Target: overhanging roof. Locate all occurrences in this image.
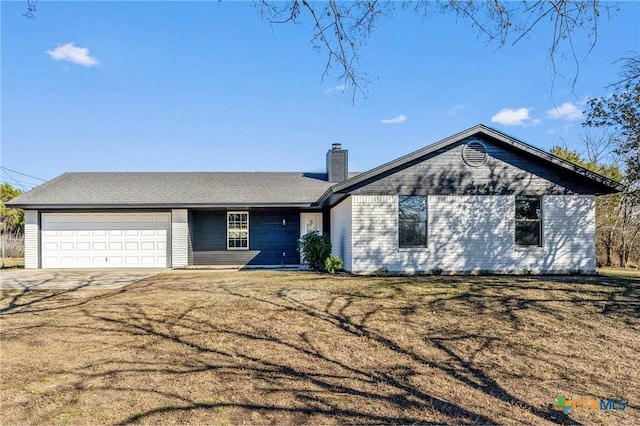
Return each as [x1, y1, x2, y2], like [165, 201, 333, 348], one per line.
[7, 172, 334, 209]
[316, 124, 625, 205]
[8, 125, 625, 210]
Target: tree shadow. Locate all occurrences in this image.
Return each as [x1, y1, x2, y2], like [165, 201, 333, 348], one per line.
[5, 272, 637, 424]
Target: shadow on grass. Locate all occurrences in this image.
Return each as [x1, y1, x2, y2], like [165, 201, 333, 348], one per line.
[6, 272, 639, 424]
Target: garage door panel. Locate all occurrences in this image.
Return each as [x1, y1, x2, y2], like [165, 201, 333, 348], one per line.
[140, 242, 155, 251]
[42, 213, 171, 268]
[125, 256, 139, 265]
[125, 242, 138, 250]
[108, 256, 123, 266]
[44, 242, 58, 251]
[61, 256, 76, 266]
[77, 256, 91, 266]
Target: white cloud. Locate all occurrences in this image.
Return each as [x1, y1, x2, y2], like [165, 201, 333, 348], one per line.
[381, 114, 407, 124]
[324, 84, 346, 94]
[448, 104, 466, 116]
[546, 102, 583, 121]
[46, 43, 99, 67]
[491, 108, 539, 126]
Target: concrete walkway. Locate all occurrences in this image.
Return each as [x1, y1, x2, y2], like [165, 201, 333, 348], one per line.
[0, 269, 166, 290]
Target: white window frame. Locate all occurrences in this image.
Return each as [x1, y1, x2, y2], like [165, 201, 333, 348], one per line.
[227, 211, 249, 250]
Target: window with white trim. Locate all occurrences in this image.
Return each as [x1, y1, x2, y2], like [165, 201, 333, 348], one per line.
[227, 212, 249, 250]
[399, 196, 427, 248]
[515, 195, 542, 246]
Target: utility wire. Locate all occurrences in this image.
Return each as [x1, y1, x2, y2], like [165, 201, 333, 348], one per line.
[0, 166, 46, 182]
[0, 176, 36, 188]
[1, 169, 41, 191]
[0, 170, 28, 191]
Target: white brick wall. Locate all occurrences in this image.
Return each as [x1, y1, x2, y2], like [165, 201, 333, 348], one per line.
[346, 194, 596, 274]
[330, 196, 353, 271]
[542, 195, 595, 273]
[352, 195, 398, 272]
[24, 210, 39, 269]
[171, 209, 189, 268]
[428, 195, 514, 272]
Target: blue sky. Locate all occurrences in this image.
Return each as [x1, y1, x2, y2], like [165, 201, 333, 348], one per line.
[1, 1, 638, 191]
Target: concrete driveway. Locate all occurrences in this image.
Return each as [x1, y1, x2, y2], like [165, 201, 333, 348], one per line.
[0, 269, 166, 290]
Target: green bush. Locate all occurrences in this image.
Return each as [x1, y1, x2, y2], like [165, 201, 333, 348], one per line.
[325, 255, 344, 274]
[299, 231, 331, 272]
[429, 267, 443, 276]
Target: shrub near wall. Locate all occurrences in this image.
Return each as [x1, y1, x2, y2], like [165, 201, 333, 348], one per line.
[299, 231, 331, 272]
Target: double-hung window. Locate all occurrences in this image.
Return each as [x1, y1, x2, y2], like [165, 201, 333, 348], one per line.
[227, 212, 249, 250]
[399, 196, 427, 248]
[515, 195, 542, 246]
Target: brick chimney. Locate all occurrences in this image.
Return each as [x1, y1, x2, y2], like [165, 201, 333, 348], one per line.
[326, 143, 348, 183]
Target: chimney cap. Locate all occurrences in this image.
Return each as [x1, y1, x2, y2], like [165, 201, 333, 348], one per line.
[332, 143, 342, 150]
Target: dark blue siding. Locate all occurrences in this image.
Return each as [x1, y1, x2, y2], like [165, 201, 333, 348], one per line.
[190, 210, 226, 251]
[190, 209, 301, 266]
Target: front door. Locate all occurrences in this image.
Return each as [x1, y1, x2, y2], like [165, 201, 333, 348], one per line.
[300, 212, 323, 237]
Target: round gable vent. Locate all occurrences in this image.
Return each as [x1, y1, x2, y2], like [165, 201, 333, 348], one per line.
[462, 140, 488, 166]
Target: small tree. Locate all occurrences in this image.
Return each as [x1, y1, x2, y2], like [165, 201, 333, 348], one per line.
[299, 231, 331, 272]
[1, 183, 24, 236]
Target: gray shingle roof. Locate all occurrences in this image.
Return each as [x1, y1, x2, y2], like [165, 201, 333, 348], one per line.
[316, 124, 625, 205]
[8, 172, 336, 208]
[7, 124, 624, 210]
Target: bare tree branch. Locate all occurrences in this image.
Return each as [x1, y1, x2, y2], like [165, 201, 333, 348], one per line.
[25, 0, 612, 99]
[257, 1, 609, 99]
[24, 0, 37, 20]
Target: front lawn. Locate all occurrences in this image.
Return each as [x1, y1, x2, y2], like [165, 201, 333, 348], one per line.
[1, 257, 24, 269]
[1, 271, 638, 425]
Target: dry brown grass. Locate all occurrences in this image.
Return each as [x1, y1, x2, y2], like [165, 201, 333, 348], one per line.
[1, 271, 638, 425]
[599, 267, 640, 278]
[1, 257, 24, 269]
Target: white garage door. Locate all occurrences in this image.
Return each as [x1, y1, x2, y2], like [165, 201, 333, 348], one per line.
[41, 213, 171, 268]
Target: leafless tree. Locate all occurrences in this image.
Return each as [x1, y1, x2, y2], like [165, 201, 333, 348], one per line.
[258, 1, 614, 98]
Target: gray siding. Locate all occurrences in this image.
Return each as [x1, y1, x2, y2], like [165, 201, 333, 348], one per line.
[190, 209, 301, 266]
[349, 137, 600, 196]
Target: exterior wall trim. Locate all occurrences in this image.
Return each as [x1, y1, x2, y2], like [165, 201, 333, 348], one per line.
[171, 209, 188, 268]
[24, 210, 39, 269]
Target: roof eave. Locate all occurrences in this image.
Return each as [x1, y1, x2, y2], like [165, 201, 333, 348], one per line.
[6, 202, 320, 210]
[324, 124, 625, 196]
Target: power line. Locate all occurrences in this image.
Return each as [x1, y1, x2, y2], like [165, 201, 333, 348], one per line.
[0, 166, 46, 182]
[0, 170, 28, 191]
[0, 169, 41, 192]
